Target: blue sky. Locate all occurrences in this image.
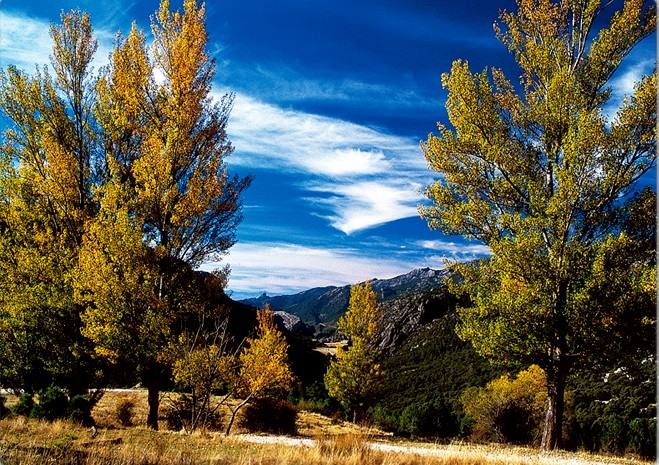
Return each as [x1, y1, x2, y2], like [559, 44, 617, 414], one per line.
[0, 0, 655, 298]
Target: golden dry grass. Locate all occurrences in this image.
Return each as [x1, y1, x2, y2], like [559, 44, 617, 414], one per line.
[90, 389, 381, 436]
[0, 391, 652, 465]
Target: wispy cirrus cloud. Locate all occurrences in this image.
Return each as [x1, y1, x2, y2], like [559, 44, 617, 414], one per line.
[226, 91, 424, 177]
[221, 63, 435, 109]
[225, 91, 430, 234]
[0, 10, 114, 72]
[305, 180, 424, 234]
[2, 9, 432, 236]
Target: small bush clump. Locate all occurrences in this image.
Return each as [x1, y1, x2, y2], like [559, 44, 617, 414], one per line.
[10, 387, 96, 424]
[368, 404, 399, 432]
[240, 398, 297, 435]
[12, 392, 35, 416]
[115, 398, 136, 427]
[68, 394, 94, 425]
[31, 386, 69, 420]
[628, 417, 656, 458]
[461, 365, 547, 445]
[369, 400, 461, 439]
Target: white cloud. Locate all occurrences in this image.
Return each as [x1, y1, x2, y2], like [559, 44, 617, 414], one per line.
[306, 180, 423, 234]
[604, 58, 655, 122]
[202, 241, 421, 297]
[305, 148, 391, 176]
[0, 10, 114, 73]
[224, 64, 434, 108]
[223, 91, 430, 233]
[610, 59, 654, 96]
[226, 91, 424, 178]
[0, 11, 52, 70]
[417, 239, 491, 256]
[0, 10, 432, 235]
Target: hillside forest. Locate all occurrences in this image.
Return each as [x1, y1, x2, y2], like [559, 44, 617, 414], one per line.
[0, 0, 655, 460]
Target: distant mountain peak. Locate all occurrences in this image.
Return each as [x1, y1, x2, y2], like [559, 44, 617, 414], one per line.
[239, 267, 448, 326]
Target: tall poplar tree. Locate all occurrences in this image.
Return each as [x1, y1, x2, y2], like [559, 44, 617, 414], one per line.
[77, 0, 250, 429]
[325, 282, 382, 421]
[420, 0, 655, 450]
[0, 10, 98, 394]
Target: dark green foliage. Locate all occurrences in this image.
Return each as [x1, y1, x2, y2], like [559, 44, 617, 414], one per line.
[240, 398, 297, 435]
[291, 381, 336, 416]
[12, 392, 34, 416]
[458, 414, 475, 437]
[31, 386, 69, 420]
[567, 357, 656, 457]
[368, 404, 399, 432]
[377, 314, 500, 412]
[370, 400, 461, 439]
[399, 404, 436, 437]
[370, 311, 501, 439]
[67, 394, 94, 425]
[628, 417, 656, 458]
[0, 394, 7, 418]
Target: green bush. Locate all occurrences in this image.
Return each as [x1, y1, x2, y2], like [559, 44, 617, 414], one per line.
[628, 417, 656, 458]
[600, 414, 628, 455]
[31, 386, 69, 420]
[67, 394, 94, 425]
[369, 401, 460, 439]
[368, 404, 399, 432]
[397, 401, 459, 439]
[568, 358, 655, 457]
[399, 403, 434, 437]
[12, 392, 34, 416]
[293, 381, 335, 416]
[240, 398, 297, 435]
[458, 414, 475, 437]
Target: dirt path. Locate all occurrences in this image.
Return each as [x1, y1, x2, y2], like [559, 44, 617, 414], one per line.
[233, 434, 646, 465]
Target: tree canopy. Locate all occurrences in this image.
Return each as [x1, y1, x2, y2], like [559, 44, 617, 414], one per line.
[0, 0, 250, 429]
[325, 282, 382, 420]
[420, 0, 655, 450]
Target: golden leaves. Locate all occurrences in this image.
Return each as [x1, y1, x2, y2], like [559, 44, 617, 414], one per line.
[238, 305, 293, 398]
[325, 283, 382, 411]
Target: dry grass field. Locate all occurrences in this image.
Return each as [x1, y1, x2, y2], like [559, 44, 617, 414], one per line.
[0, 390, 653, 465]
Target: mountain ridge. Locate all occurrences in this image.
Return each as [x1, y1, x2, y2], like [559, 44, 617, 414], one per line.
[239, 267, 448, 325]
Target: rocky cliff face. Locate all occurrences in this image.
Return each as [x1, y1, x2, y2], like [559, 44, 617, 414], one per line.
[273, 310, 314, 335]
[376, 287, 456, 351]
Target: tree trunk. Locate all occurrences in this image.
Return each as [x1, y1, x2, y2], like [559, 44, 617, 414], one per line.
[541, 363, 567, 450]
[225, 396, 251, 436]
[147, 384, 160, 430]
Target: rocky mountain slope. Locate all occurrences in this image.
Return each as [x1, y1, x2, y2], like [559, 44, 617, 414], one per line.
[240, 267, 448, 326]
